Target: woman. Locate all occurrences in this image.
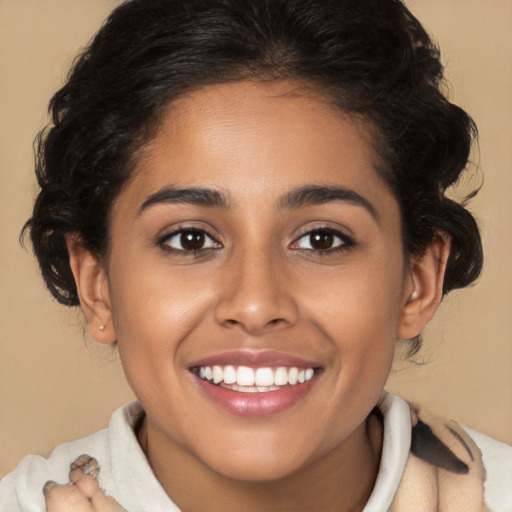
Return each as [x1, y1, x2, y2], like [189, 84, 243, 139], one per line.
[1, 0, 511, 510]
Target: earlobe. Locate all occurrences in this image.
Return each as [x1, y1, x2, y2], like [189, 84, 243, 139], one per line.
[398, 234, 451, 340]
[66, 235, 116, 344]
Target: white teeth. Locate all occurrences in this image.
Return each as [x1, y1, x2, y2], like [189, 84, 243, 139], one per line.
[212, 365, 223, 384]
[237, 366, 255, 386]
[196, 365, 317, 391]
[223, 365, 237, 385]
[255, 367, 274, 387]
[274, 367, 289, 386]
[238, 386, 256, 393]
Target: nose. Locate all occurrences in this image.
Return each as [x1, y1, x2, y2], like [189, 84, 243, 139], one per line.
[214, 251, 299, 335]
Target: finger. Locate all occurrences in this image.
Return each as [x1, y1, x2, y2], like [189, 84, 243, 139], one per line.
[90, 487, 129, 512]
[70, 455, 100, 481]
[69, 454, 101, 498]
[43, 480, 58, 495]
[43, 480, 94, 512]
[72, 473, 102, 499]
[68, 454, 127, 511]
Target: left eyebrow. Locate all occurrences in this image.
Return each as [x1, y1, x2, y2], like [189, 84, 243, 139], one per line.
[138, 186, 230, 215]
[278, 185, 379, 222]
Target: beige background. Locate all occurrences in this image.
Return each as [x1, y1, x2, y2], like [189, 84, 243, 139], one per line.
[0, 0, 511, 478]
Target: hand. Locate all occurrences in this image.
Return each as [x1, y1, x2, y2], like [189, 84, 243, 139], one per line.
[43, 454, 127, 512]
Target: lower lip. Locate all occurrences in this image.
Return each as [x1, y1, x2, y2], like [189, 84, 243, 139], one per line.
[193, 375, 318, 418]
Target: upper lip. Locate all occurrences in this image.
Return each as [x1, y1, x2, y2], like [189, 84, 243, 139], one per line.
[188, 349, 322, 369]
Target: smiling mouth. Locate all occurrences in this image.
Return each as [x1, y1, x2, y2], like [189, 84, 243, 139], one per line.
[191, 365, 319, 393]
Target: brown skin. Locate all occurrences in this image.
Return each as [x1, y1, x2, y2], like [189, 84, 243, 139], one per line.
[52, 81, 449, 512]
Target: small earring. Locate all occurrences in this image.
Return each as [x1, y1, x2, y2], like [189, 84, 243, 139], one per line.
[410, 290, 419, 300]
[99, 325, 105, 331]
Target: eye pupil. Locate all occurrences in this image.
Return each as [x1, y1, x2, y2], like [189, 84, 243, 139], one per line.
[181, 231, 205, 251]
[310, 231, 334, 250]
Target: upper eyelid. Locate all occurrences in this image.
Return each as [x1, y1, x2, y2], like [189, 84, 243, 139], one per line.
[155, 222, 355, 248]
[289, 227, 356, 255]
[291, 224, 355, 242]
[157, 225, 221, 245]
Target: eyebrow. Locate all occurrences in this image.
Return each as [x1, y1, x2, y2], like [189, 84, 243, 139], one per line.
[139, 184, 378, 221]
[139, 186, 230, 214]
[278, 185, 378, 221]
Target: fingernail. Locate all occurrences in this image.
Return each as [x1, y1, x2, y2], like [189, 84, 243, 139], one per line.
[43, 480, 57, 494]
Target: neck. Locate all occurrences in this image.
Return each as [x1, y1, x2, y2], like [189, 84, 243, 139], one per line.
[138, 410, 383, 512]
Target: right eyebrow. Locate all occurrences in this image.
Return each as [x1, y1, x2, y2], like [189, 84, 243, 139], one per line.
[278, 184, 379, 222]
[138, 186, 230, 215]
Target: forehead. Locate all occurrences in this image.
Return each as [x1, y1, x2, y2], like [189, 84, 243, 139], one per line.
[120, 80, 397, 216]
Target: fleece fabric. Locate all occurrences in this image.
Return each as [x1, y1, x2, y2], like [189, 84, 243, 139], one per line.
[1, 392, 511, 511]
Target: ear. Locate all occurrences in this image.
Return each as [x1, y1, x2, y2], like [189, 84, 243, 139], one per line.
[66, 235, 116, 344]
[398, 233, 451, 340]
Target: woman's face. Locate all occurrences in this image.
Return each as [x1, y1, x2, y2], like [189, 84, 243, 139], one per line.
[102, 81, 412, 480]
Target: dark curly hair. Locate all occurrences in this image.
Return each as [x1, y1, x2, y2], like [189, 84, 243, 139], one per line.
[24, 0, 482, 323]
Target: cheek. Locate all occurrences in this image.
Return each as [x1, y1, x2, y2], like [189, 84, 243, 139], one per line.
[300, 259, 404, 378]
[107, 265, 218, 434]
[305, 262, 404, 338]
[107, 261, 216, 373]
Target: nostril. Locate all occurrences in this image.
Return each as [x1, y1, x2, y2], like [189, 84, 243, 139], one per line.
[215, 286, 299, 333]
[221, 317, 287, 331]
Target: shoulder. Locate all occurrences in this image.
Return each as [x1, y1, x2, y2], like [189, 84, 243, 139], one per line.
[0, 428, 109, 511]
[0, 402, 141, 512]
[378, 393, 512, 512]
[462, 426, 512, 512]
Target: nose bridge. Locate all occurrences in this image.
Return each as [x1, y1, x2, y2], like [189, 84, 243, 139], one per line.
[215, 240, 298, 333]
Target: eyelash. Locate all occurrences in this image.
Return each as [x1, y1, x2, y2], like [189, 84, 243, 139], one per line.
[157, 226, 222, 255]
[290, 227, 355, 255]
[157, 226, 355, 256]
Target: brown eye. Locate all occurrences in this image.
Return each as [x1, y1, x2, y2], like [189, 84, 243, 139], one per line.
[309, 231, 335, 250]
[160, 229, 219, 252]
[292, 228, 353, 253]
[181, 231, 206, 251]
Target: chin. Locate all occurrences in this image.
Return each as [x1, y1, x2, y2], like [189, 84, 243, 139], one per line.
[192, 433, 313, 483]
[209, 456, 308, 483]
